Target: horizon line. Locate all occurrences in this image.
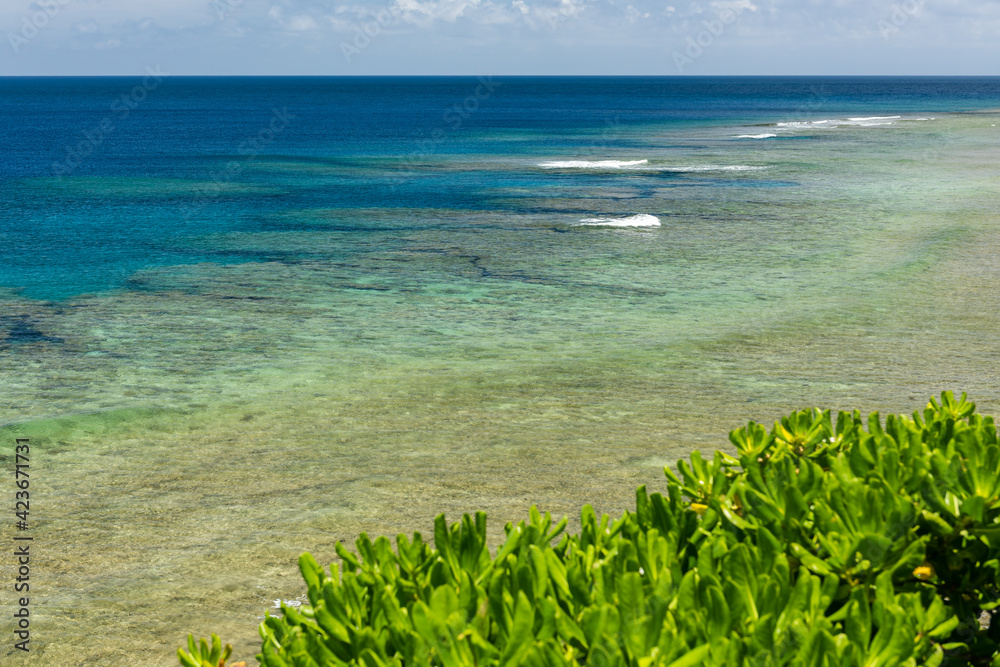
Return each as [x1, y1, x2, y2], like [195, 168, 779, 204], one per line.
[2, 73, 1000, 78]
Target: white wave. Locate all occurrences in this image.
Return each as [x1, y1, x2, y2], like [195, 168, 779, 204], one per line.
[578, 214, 661, 227]
[735, 133, 777, 139]
[845, 116, 901, 127]
[539, 159, 649, 169]
[774, 115, 912, 130]
[537, 160, 765, 173]
[662, 165, 768, 172]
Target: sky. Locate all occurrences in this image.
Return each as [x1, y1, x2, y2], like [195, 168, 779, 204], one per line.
[1, 0, 998, 76]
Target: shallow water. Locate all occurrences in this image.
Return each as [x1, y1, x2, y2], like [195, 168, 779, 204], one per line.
[1, 78, 1000, 664]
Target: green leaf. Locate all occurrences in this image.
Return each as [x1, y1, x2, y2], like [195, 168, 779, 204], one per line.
[176, 649, 200, 667]
[499, 591, 535, 665]
[845, 589, 871, 652]
[789, 542, 832, 576]
[664, 644, 711, 667]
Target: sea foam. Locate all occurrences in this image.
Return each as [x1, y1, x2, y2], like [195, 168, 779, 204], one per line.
[538, 159, 766, 173]
[735, 133, 778, 139]
[661, 165, 768, 172]
[539, 159, 649, 169]
[773, 115, 909, 130]
[577, 214, 661, 227]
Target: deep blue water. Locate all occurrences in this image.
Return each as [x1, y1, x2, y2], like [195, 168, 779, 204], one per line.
[8, 77, 1000, 665]
[2, 76, 1000, 300]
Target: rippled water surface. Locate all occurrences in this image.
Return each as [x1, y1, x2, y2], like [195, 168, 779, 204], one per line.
[1, 77, 1000, 664]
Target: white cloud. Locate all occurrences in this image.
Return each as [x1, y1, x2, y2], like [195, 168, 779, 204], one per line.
[393, 0, 484, 24]
[625, 4, 639, 21]
[711, 0, 756, 12]
[74, 19, 100, 34]
[286, 14, 319, 29]
[266, 5, 321, 31]
[1, 0, 999, 74]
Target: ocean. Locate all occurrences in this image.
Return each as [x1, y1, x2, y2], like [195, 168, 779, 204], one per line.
[2, 76, 1000, 663]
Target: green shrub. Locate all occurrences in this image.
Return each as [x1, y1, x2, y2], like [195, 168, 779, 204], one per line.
[186, 392, 1000, 666]
[177, 633, 235, 667]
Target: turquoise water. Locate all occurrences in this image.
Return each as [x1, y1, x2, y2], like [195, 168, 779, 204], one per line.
[1, 77, 1000, 664]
